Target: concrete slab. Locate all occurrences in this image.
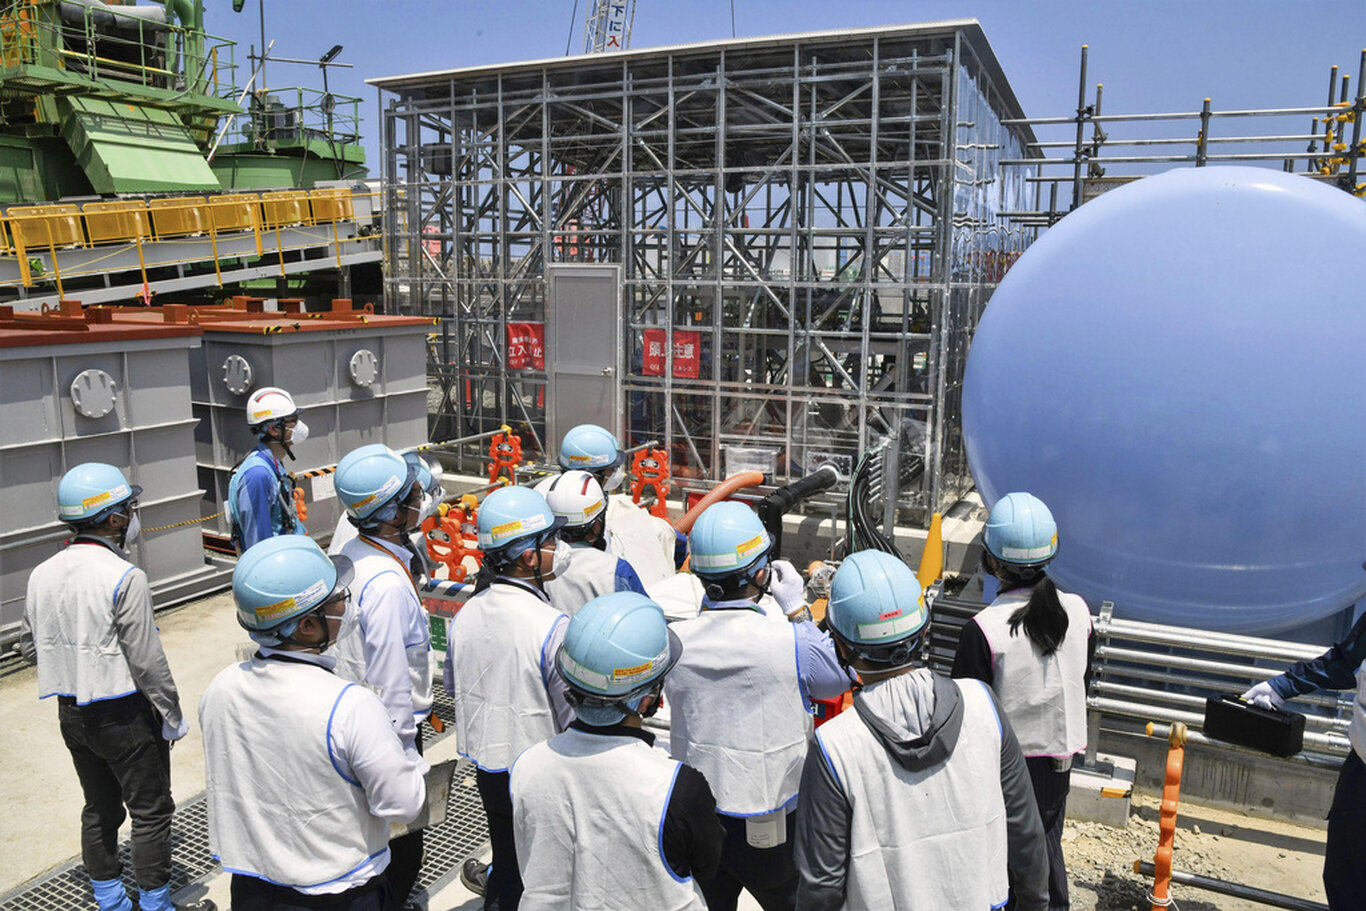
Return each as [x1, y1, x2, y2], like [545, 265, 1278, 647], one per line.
[1070, 753, 1137, 828]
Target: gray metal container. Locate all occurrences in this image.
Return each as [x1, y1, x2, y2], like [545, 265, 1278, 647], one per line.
[193, 317, 431, 544]
[1, 326, 215, 650]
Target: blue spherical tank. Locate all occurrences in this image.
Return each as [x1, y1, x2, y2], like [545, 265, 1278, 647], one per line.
[963, 166, 1366, 635]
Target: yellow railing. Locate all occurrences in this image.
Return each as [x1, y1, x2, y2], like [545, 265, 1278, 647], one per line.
[0, 187, 376, 291]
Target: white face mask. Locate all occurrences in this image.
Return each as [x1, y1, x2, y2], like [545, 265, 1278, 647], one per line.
[603, 465, 625, 492]
[123, 510, 141, 548]
[419, 491, 439, 523]
[289, 419, 309, 445]
[548, 538, 572, 580]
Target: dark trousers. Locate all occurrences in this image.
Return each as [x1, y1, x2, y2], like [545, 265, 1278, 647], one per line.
[1325, 749, 1366, 911]
[475, 768, 523, 911]
[695, 811, 798, 911]
[386, 727, 425, 911]
[1025, 756, 1072, 910]
[58, 692, 174, 889]
[231, 873, 390, 910]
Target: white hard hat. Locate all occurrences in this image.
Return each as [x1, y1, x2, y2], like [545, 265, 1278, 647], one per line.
[544, 470, 607, 530]
[245, 386, 297, 429]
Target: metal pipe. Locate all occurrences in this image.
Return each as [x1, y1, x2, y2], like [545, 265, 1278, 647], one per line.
[1097, 618, 1326, 661]
[1070, 44, 1088, 211]
[1196, 98, 1212, 166]
[1003, 105, 1345, 126]
[1133, 861, 1328, 911]
[1132, 716, 1348, 762]
[1345, 49, 1365, 191]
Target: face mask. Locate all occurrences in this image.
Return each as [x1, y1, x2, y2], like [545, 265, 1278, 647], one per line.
[548, 538, 572, 580]
[290, 419, 309, 445]
[603, 465, 625, 493]
[419, 491, 439, 523]
[122, 510, 141, 548]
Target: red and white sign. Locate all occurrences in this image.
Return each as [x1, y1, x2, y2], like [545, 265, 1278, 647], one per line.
[507, 322, 545, 370]
[642, 329, 701, 379]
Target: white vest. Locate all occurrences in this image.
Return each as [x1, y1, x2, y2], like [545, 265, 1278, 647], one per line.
[665, 605, 811, 815]
[546, 544, 624, 616]
[815, 677, 1008, 910]
[971, 587, 1092, 757]
[643, 573, 789, 625]
[332, 538, 433, 723]
[607, 495, 676, 585]
[511, 728, 706, 911]
[1350, 662, 1366, 763]
[25, 543, 140, 704]
[200, 657, 390, 888]
[447, 581, 564, 771]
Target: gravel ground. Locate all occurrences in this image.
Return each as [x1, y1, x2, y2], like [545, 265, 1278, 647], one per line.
[1065, 792, 1329, 910]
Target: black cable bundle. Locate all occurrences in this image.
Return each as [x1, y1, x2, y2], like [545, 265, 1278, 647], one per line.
[845, 447, 902, 559]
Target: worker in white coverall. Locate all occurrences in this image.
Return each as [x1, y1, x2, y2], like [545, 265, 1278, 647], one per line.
[446, 485, 575, 910]
[557, 423, 684, 585]
[20, 463, 213, 911]
[331, 444, 438, 911]
[1243, 609, 1366, 910]
[227, 386, 309, 552]
[795, 549, 1050, 910]
[541, 469, 647, 613]
[952, 492, 1094, 911]
[199, 535, 427, 910]
[510, 591, 726, 910]
[664, 501, 851, 911]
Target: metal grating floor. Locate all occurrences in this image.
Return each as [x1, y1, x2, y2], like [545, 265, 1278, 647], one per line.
[0, 683, 489, 911]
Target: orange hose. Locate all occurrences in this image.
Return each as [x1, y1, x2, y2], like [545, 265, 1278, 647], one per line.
[672, 470, 766, 534]
[1149, 721, 1187, 910]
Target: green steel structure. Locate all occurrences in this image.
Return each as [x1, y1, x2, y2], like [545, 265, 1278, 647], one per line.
[0, 0, 365, 203]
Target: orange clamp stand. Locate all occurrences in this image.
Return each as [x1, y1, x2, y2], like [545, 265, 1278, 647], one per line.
[488, 430, 522, 485]
[292, 486, 308, 523]
[630, 448, 671, 518]
[422, 496, 483, 583]
[1148, 721, 1187, 911]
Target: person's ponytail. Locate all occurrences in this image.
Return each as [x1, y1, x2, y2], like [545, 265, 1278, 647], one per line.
[1007, 573, 1068, 655]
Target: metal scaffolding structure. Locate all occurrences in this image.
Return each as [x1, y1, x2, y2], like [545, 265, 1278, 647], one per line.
[373, 21, 1038, 523]
[1000, 46, 1366, 226]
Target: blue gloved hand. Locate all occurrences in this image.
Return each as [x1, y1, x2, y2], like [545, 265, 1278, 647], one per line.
[1240, 681, 1285, 710]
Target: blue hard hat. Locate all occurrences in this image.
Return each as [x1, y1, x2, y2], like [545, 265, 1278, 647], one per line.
[336, 444, 417, 523]
[688, 501, 771, 578]
[558, 423, 623, 471]
[233, 535, 353, 645]
[556, 591, 682, 725]
[403, 451, 442, 498]
[827, 550, 927, 650]
[983, 492, 1058, 566]
[57, 462, 142, 524]
[476, 485, 564, 559]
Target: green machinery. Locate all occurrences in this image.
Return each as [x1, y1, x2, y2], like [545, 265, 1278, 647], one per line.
[0, 0, 365, 204]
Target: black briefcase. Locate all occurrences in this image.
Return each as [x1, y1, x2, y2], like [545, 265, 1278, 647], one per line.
[1203, 695, 1305, 758]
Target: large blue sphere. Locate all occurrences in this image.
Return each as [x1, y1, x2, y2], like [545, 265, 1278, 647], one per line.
[963, 166, 1366, 635]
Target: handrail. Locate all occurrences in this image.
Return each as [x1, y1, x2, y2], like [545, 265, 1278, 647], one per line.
[928, 596, 1356, 766]
[0, 188, 377, 289]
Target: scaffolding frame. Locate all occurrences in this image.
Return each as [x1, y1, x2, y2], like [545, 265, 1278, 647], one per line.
[374, 21, 1038, 521]
[1000, 46, 1366, 226]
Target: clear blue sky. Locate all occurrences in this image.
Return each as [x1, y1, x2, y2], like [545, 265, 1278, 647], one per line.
[202, 0, 1364, 170]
